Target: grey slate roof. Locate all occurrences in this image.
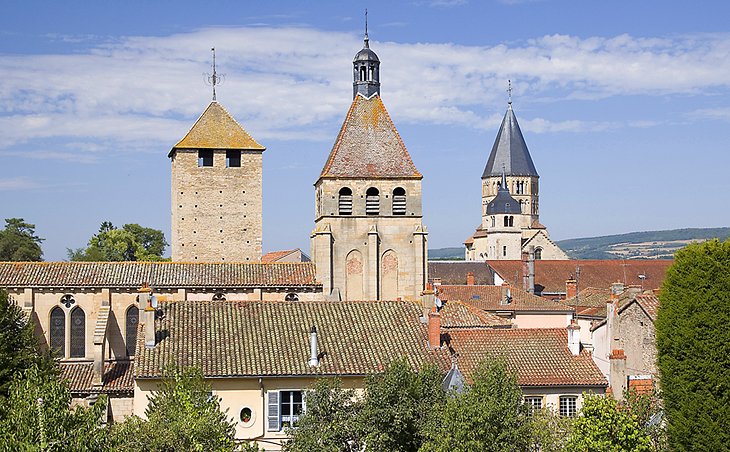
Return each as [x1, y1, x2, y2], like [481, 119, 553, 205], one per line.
[482, 105, 539, 178]
[487, 181, 522, 215]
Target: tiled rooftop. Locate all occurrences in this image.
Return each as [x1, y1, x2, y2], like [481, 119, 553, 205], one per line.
[439, 300, 513, 329]
[446, 328, 607, 387]
[0, 262, 320, 288]
[261, 249, 298, 263]
[621, 293, 660, 321]
[428, 261, 493, 285]
[437, 284, 573, 313]
[59, 361, 134, 395]
[172, 101, 265, 153]
[135, 300, 446, 379]
[487, 259, 673, 294]
[319, 95, 421, 179]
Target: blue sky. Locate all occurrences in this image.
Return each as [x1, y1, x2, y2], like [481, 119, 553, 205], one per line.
[2, 0, 729, 260]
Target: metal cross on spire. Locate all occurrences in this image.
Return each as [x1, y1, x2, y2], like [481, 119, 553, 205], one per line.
[507, 79, 513, 105]
[364, 9, 369, 48]
[205, 47, 225, 101]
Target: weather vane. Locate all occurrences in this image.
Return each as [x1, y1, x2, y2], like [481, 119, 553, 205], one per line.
[364, 9, 369, 46]
[205, 47, 225, 101]
[507, 79, 513, 105]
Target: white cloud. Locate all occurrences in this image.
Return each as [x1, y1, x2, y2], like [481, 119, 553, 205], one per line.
[1, 27, 729, 155]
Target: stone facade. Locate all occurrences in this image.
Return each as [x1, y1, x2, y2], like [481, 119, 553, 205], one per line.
[171, 149, 263, 262]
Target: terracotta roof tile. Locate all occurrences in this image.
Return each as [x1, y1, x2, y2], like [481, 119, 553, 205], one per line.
[437, 285, 573, 313]
[440, 300, 513, 328]
[171, 101, 264, 154]
[428, 262, 493, 285]
[319, 95, 421, 179]
[0, 262, 320, 288]
[135, 300, 446, 378]
[59, 361, 134, 395]
[619, 293, 660, 321]
[261, 249, 298, 263]
[446, 328, 607, 387]
[487, 259, 673, 294]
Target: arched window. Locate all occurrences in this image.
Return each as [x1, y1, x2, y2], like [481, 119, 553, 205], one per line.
[70, 307, 85, 358]
[366, 187, 379, 215]
[392, 187, 406, 215]
[126, 306, 139, 357]
[360, 65, 366, 81]
[534, 247, 543, 260]
[509, 216, 514, 227]
[50, 307, 65, 357]
[285, 293, 299, 301]
[338, 187, 353, 215]
[504, 216, 509, 227]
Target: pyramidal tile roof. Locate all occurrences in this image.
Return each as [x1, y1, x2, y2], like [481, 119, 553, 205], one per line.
[482, 105, 538, 178]
[319, 94, 421, 179]
[170, 101, 265, 156]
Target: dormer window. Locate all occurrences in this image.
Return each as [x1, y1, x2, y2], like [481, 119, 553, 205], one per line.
[392, 187, 406, 215]
[338, 187, 353, 215]
[366, 187, 380, 215]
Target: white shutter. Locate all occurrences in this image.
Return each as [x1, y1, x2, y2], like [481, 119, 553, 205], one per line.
[267, 391, 280, 431]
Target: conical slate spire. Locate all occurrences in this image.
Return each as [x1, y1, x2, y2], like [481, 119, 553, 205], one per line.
[482, 104, 539, 178]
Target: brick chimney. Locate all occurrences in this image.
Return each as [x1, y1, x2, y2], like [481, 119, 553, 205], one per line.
[565, 279, 577, 299]
[466, 272, 475, 286]
[428, 308, 441, 349]
[567, 319, 581, 356]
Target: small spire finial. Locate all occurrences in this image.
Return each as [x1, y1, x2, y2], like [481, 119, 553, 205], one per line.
[501, 164, 507, 188]
[364, 9, 369, 48]
[205, 47, 225, 101]
[507, 79, 513, 106]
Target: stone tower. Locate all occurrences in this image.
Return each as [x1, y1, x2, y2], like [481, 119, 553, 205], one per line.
[170, 101, 265, 262]
[311, 32, 428, 301]
[465, 101, 568, 261]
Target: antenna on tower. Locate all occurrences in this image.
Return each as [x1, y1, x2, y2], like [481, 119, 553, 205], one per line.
[507, 79, 513, 105]
[205, 47, 225, 101]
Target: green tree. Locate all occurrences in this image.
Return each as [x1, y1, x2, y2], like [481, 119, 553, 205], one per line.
[623, 388, 666, 451]
[655, 238, 730, 451]
[284, 378, 361, 452]
[0, 364, 108, 451]
[0, 289, 56, 398]
[565, 393, 651, 452]
[68, 221, 168, 261]
[110, 367, 236, 452]
[527, 407, 574, 452]
[358, 359, 445, 452]
[0, 218, 44, 261]
[421, 359, 532, 452]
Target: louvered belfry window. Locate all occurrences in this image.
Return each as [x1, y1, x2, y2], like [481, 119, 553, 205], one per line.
[70, 307, 85, 358]
[338, 187, 353, 215]
[126, 306, 139, 357]
[50, 307, 65, 357]
[392, 187, 406, 215]
[366, 187, 379, 215]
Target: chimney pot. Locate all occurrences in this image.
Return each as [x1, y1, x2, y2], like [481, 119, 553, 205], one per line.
[428, 309, 441, 349]
[466, 272, 475, 286]
[308, 325, 319, 367]
[566, 279, 577, 300]
[567, 319, 581, 355]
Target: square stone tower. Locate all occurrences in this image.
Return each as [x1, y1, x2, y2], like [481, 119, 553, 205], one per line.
[170, 101, 265, 262]
[311, 33, 428, 301]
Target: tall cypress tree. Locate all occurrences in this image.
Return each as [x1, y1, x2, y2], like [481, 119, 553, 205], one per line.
[656, 239, 730, 451]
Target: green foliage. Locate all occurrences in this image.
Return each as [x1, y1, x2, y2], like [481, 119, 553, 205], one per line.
[0, 218, 44, 261]
[565, 393, 651, 452]
[421, 359, 532, 452]
[0, 364, 108, 451]
[68, 221, 168, 261]
[359, 359, 445, 452]
[623, 388, 666, 451]
[527, 407, 573, 452]
[284, 378, 361, 452]
[110, 366, 236, 452]
[655, 238, 730, 451]
[0, 289, 56, 398]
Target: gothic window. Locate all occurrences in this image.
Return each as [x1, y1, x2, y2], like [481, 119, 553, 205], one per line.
[285, 293, 299, 301]
[198, 150, 214, 167]
[338, 187, 353, 215]
[534, 247, 543, 260]
[392, 187, 406, 215]
[70, 307, 85, 358]
[50, 307, 65, 357]
[126, 306, 139, 357]
[226, 150, 241, 167]
[366, 187, 379, 215]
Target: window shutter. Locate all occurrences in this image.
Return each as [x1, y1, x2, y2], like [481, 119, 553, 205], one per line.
[267, 391, 280, 431]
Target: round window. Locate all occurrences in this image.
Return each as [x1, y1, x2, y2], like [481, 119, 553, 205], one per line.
[240, 407, 253, 424]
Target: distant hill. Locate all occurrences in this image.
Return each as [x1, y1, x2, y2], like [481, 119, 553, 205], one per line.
[429, 227, 730, 261]
[556, 227, 730, 260]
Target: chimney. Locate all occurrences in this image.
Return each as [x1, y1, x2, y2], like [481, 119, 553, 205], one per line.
[308, 326, 319, 367]
[567, 319, 581, 356]
[422, 289, 436, 319]
[138, 283, 156, 349]
[527, 246, 535, 294]
[428, 308, 441, 349]
[501, 283, 512, 305]
[609, 349, 627, 401]
[610, 282, 625, 296]
[466, 272, 475, 286]
[566, 279, 577, 300]
[521, 251, 529, 292]
[432, 278, 442, 287]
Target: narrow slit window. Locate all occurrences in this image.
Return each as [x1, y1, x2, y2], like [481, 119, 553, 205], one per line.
[198, 150, 214, 167]
[226, 150, 241, 168]
[392, 187, 406, 215]
[50, 307, 65, 357]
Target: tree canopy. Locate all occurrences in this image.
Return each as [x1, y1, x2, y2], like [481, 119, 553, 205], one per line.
[656, 238, 730, 451]
[68, 221, 168, 261]
[0, 218, 44, 261]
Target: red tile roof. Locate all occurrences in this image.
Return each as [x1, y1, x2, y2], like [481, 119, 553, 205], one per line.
[319, 95, 421, 179]
[429, 262, 493, 285]
[437, 285, 573, 313]
[0, 262, 320, 288]
[261, 249, 298, 263]
[487, 259, 673, 294]
[59, 361, 134, 395]
[619, 293, 660, 321]
[440, 300, 512, 328]
[446, 328, 607, 387]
